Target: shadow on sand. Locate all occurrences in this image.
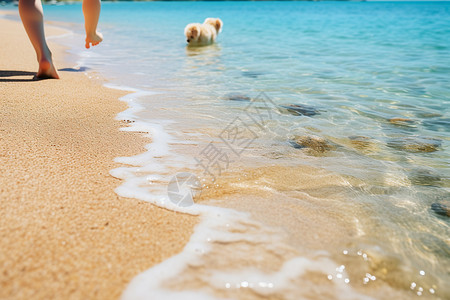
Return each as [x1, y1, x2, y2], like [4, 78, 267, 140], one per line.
[0, 70, 37, 82]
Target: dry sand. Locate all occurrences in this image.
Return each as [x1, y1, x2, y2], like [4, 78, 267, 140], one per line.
[0, 16, 197, 300]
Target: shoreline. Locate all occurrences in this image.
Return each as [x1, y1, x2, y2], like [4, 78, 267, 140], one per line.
[0, 16, 197, 299]
[2, 2, 449, 299]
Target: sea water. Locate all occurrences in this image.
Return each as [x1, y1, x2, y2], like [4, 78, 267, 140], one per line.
[4, 1, 449, 299]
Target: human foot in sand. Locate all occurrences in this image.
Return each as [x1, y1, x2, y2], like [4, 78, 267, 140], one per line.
[19, 0, 103, 79]
[36, 54, 59, 79]
[19, 0, 59, 79]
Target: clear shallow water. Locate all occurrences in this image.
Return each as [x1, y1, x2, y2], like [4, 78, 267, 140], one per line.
[6, 1, 450, 299]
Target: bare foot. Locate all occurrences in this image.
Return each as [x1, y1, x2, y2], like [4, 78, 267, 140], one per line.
[36, 59, 59, 80]
[85, 31, 103, 49]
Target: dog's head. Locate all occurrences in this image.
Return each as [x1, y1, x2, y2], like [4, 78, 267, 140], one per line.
[184, 23, 201, 44]
[204, 18, 223, 33]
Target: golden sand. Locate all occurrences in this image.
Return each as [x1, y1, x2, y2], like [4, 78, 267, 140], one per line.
[0, 17, 197, 300]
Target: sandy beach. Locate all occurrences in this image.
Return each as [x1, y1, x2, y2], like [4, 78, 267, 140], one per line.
[0, 16, 197, 300]
[2, 1, 449, 299]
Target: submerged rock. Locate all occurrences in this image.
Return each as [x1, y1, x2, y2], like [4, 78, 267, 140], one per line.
[431, 202, 450, 217]
[388, 117, 415, 126]
[348, 135, 374, 150]
[387, 137, 442, 153]
[278, 104, 319, 117]
[408, 168, 442, 186]
[416, 112, 443, 118]
[241, 71, 264, 78]
[415, 232, 450, 261]
[223, 93, 251, 102]
[423, 118, 450, 132]
[291, 135, 335, 155]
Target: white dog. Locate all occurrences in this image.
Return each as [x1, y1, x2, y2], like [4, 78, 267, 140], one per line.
[184, 18, 223, 46]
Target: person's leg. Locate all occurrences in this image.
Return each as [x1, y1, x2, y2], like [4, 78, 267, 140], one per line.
[82, 0, 102, 49]
[19, 0, 59, 79]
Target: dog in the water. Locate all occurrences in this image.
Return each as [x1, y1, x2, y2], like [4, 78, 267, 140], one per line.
[184, 18, 223, 46]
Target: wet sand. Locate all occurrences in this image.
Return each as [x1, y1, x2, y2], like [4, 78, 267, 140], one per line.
[0, 16, 197, 299]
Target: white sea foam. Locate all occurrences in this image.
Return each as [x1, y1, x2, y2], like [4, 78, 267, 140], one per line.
[101, 84, 373, 300]
[120, 206, 373, 300]
[7, 2, 448, 297]
[105, 84, 204, 213]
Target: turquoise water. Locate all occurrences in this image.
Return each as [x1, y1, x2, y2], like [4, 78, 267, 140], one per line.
[41, 1, 450, 167]
[7, 1, 450, 299]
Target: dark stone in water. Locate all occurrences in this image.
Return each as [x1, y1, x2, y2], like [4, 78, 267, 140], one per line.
[291, 135, 335, 155]
[415, 112, 442, 118]
[241, 71, 264, 78]
[431, 202, 450, 217]
[348, 135, 374, 150]
[387, 137, 442, 153]
[414, 232, 450, 259]
[279, 104, 319, 117]
[223, 93, 251, 102]
[349, 135, 371, 141]
[423, 118, 450, 132]
[408, 168, 441, 186]
[388, 117, 416, 126]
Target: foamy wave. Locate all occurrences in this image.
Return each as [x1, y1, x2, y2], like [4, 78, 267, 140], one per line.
[102, 85, 370, 300]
